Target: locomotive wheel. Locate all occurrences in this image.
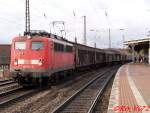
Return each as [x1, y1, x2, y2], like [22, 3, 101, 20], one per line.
[17, 76, 26, 85]
[43, 77, 49, 86]
[40, 77, 49, 87]
[54, 74, 59, 84]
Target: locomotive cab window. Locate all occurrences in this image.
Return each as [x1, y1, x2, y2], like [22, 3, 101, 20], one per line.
[32, 41, 43, 50]
[15, 41, 26, 50]
[66, 45, 73, 52]
[54, 43, 64, 52]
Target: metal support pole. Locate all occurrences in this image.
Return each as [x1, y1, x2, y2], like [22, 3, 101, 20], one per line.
[148, 38, 150, 65]
[109, 28, 111, 48]
[122, 35, 125, 48]
[94, 43, 96, 48]
[120, 29, 125, 48]
[131, 44, 135, 63]
[25, 0, 30, 33]
[83, 16, 86, 45]
[75, 37, 77, 43]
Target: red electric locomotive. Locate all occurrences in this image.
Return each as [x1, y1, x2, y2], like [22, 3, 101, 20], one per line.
[10, 30, 131, 86]
[10, 31, 74, 86]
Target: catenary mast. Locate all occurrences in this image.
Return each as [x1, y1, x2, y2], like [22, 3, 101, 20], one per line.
[25, 0, 30, 33]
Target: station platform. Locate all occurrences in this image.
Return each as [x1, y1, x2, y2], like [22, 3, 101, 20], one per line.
[107, 63, 150, 113]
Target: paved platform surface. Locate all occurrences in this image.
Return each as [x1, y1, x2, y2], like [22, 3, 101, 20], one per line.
[107, 64, 150, 113]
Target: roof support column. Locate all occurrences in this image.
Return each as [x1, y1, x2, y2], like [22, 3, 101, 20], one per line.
[148, 39, 150, 65]
[131, 44, 135, 63]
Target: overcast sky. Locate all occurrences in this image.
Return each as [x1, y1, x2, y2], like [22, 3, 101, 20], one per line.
[1, 0, 150, 48]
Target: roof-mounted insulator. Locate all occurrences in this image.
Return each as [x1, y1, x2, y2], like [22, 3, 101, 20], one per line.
[24, 30, 50, 37]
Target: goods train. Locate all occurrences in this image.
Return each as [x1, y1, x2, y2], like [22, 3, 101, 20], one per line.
[10, 30, 131, 86]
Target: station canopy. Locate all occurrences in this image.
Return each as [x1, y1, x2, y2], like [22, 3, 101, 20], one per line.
[124, 38, 150, 51]
[124, 38, 150, 63]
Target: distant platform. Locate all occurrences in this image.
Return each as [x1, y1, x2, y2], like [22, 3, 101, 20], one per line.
[107, 63, 150, 113]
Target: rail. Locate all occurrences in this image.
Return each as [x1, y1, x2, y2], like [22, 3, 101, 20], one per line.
[51, 66, 118, 113]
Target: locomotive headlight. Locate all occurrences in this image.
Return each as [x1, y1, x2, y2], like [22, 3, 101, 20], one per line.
[14, 62, 18, 66]
[14, 59, 18, 66]
[38, 62, 42, 66]
[38, 59, 43, 66]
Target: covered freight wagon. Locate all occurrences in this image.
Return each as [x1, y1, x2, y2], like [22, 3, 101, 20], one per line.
[0, 44, 11, 78]
[0, 44, 11, 66]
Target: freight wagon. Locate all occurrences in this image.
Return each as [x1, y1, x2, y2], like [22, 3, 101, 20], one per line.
[0, 44, 11, 78]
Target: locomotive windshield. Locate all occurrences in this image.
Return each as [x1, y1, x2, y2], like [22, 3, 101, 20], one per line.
[31, 41, 43, 50]
[15, 41, 26, 50]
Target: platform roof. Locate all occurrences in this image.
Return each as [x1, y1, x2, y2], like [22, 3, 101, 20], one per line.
[124, 38, 150, 51]
[124, 38, 150, 45]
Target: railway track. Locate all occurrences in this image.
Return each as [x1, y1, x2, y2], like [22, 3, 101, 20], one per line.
[0, 79, 11, 83]
[0, 80, 15, 87]
[51, 66, 118, 113]
[0, 86, 43, 108]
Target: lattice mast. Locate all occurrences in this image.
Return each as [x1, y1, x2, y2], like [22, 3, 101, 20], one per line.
[25, 0, 30, 33]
